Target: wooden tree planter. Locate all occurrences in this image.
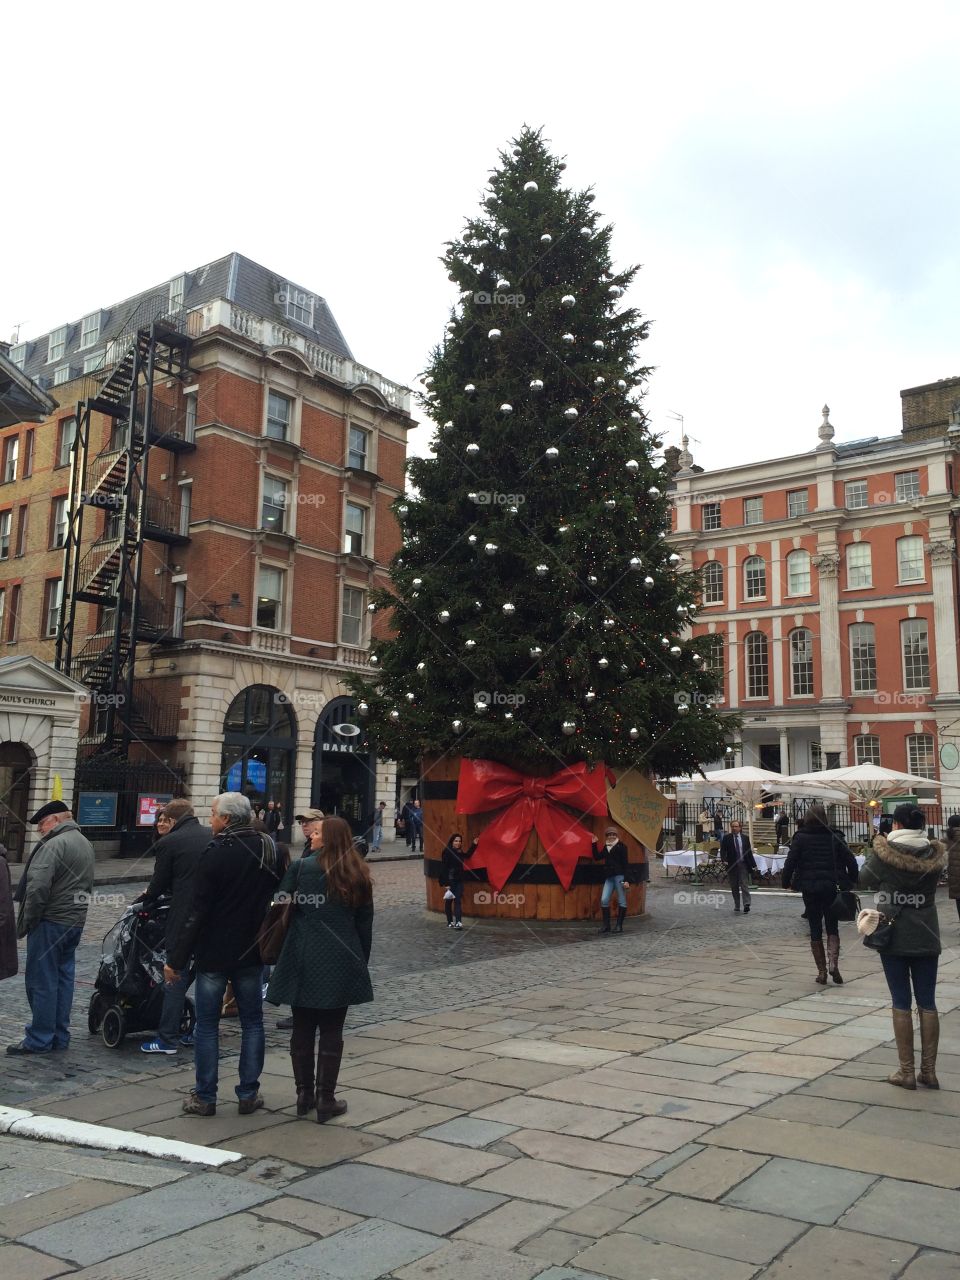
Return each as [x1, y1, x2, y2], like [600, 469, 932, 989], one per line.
[420, 755, 648, 921]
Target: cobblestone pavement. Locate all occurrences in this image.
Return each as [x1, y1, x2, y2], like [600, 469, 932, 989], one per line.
[1, 860, 850, 1108]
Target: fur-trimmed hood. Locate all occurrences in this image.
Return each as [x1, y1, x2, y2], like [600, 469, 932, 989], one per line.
[872, 833, 946, 875]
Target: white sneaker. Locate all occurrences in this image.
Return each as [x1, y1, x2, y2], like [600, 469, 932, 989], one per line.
[447, 922, 454, 928]
[454, 921, 463, 929]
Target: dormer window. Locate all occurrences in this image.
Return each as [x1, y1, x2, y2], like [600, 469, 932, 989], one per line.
[169, 275, 185, 312]
[48, 327, 67, 363]
[80, 313, 101, 349]
[9, 344, 26, 370]
[283, 286, 314, 328]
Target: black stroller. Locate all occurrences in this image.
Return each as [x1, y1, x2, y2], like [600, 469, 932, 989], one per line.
[88, 898, 195, 1048]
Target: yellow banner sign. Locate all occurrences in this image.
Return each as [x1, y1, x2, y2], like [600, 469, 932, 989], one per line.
[606, 768, 668, 851]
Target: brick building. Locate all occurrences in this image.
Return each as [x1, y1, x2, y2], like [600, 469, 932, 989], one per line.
[0, 254, 412, 855]
[670, 377, 960, 807]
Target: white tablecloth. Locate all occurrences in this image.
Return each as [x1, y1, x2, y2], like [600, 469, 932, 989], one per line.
[663, 850, 709, 871]
[753, 853, 787, 875]
[856, 854, 866, 869]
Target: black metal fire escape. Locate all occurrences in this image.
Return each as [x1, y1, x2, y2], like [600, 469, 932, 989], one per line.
[56, 305, 195, 758]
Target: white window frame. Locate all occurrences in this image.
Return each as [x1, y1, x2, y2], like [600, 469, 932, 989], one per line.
[790, 628, 814, 696]
[54, 365, 72, 386]
[706, 634, 724, 675]
[265, 389, 293, 441]
[907, 733, 935, 779]
[0, 510, 11, 560]
[57, 417, 77, 468]
[743, 555, 766, 600]
[9, 344, 26, 370]
[896, 536, 925, 584]
[846, 542, 872, 590]
[845, 479, 868, 509]
[810, 741, 823, 770]
[701, 502, 721, 531]
[255, 564, 285, 632]
[849, 622, 877, 693]
[703, 561, 723, 605]
[786, 549, 811, 596]
[169, 275, 185, 312]
[2, 436, 19, 484]
[261, 475, 290, 534]
[283, 286, 314, 328]
[51, 496, 68, 549]
[43, 578, 63, 639]
[341, 585, 365, 647]
[895, 470, 921, 503]
[47, 327, 67, 363]
[83, 351, 104, 374]
[745, 630, 769, 698]
[79, 313, 100, 350]
[344, 502, 366, 556]
[855, 734, 881, 766]
[743, 496, 764, 526]
[901, 618, 930, 691]
[348, 425, 369, 471]
[6, 584, 20, 642]
[787, 489, 809, 518]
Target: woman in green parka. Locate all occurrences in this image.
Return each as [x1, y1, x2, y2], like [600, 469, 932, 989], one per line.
[267, 815, 373, 1122]
[859, 803, 945, 1091]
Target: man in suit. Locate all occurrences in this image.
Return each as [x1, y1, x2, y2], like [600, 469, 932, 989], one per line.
[720, 820, 757, 914]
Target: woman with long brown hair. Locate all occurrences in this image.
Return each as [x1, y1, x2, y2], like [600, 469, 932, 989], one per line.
[266, 816, 373, 1122]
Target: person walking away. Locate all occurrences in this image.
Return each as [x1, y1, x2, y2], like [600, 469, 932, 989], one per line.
[440, 833, 477, 928]
[720, 821, 757, 914]
[409, 800, 425, 853]
[0, 842, 17, 984]
[6, 802, 95, 1055]
[592, 825, 630, 934]
[945, 814, 960, 924]
[370, 802, 386, 854]
[165, 793, 280, 1116]
[139, 801, 212, 1055]
[713, 806, 724, 840]
[775, 810, 790, 849]
[781, 803, 858, 984]
[400, 798, 415, 849]
[267, 816, 373, 1121]
[859, 804, 945, 1090]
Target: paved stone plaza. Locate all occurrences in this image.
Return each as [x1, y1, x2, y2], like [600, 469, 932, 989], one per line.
[2, 862, 960, 1278]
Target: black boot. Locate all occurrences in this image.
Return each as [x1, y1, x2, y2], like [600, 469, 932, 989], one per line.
[291, 1047, 315, 1117]
[613, 907, 626, 933]
[598, 906, 611, 934]
[316, 1035, 348, 1123]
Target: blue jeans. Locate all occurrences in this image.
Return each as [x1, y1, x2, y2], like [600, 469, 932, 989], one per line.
[194, 966, 264, 1104]
[601, 875, 626, 908]
[881, 954, 939, 1011]
[157, 965, 194, 1046]
[24, 920, 84, 1051]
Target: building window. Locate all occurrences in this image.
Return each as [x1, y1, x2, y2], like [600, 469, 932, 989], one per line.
[2, 436, 18, 484]
[9, 344, 26, 370]
[283, 287, 314, 327]
[787, 489, 809, 517]
[256, 565, 284, 631]
[0, 588, 4, 639]
[172, 583, 186, 639]
[743, 496, 763, 526]
[705, 634, 725, 676]
[179, 484, 192, 538]
[261, 476, 289, 533]
[344, 502, 366, 556]
[42, 578, 62, 639]
[743, 555, 766, 599]
[895, 470, 921, 503]
[790, 628, 814, 696]
[701, 502, 721, 531]
[184, 391, 198, 441]
[849, 622, 877, 693]
[0, 511, 10, 560]
[23, 429, 34, 478]
[54, 365, 72, 386]
[169, 275, 185, 312]
[83, 352, 104, 374]
[745, 631, 769, 698]
[79, 313, 100, 349]
[907, 733, 936, 779]
[897, 536, 925, 584]
[348, 426, 369, 471]
[47, 327, 67, 363]
[786, 549, 811, 596]
[703, 561, 723, 605]
[845, 479, 868, 509]
[902, 618, 930, 690]
[855, 734, 881, 766]
[57, 417, 77, 468]
[15, 506, 27, 557]
[341, 586, 365, 647]
[51, 497, 68, 549]
[266, 390, 292, 441]
[846, 542, 872, 589]
[810, 741, 823, 770]
[6, 585, 20, 642]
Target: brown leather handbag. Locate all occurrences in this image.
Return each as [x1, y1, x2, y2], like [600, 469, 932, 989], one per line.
[257, 859, 302, 964]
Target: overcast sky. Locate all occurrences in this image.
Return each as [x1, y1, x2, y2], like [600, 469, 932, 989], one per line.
[5, 1, 959, 472]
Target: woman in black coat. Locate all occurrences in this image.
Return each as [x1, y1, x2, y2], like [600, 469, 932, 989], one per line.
[440, 833, 477, 929]
[592, 825, 630, 934]
[781, 803, 858, 985]
[267, 816, 373, 1122]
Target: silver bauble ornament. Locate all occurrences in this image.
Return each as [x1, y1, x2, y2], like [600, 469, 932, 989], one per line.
[617, 379, 627, 390]
[563, 407, 578, 420]
[669, 553, 682, 565]
[580, 227, 591, 237]
[465, 639, 476, 649]
[540, 233, 552, 244]
[677, 604, 688, 615]
[629, 557, 643, 570]
[629, 727, 640, 740]
[585, 690, 597, 703]
[504, 711, 514, 720]
[630, 410, 642, 421]
[412, 577, 422, 586]
[562, 720, 576, 735]
[508, 504, 519, 515]
[464, 383, 476, 394]
[670, 645, 682, 655]
[475, 701, 489, 714]
[423, 376, 434, 387]
[484, 542, 498, 555]
[529, 645, 543, 657]
[593, 340, 605, 350]
[530, 378, 544, 391]
[466, 443, 480, 455]
[369, 654, 379, 665]
[496, 277, 510, 290]
[678, 703, 690, 714]
[446, 322, 456, 333]
[647, 486, 661, 498]
[367, 602, 376, 613]
[500, 403, 513, 414]
[524, 181, 538, 192]
[438, 610, 450, 622]
[488, 328, 502, 340]
[561, 332, 575, 344]
[485, 195, 497, 208]
[626, 459, 640, 474]
[535, 563, 549, 576]
[452, 718, 463, 731]
[398, 503, 409, 515]
[609, 284, 622, 296]
[602, 617, 616, 630]
[644, 576, 655, 588]
[604, 499, 616, 509]
[558, 524, 570, 535]
[598, 657, 609, 668]
[513, 146, 522, 157]
[545, 447, 559, 461]
[502, 602, 516, 615]
[561, 294, 576, 308]
[389, 709, 400, 721]
[358, 701, 369, 716]
[467, 534, 478, 544]
[587, 573, 598, 585]
[594, 377, 605, 386]
[443, 420, 453, 430]
[475, 600, 483, 609]
[416, 661, 426, 671]
[405, 692, 415, 702]
[693, 653, 702, 662]
[607, 425, 619, 434]
[661, 637, 671, 647]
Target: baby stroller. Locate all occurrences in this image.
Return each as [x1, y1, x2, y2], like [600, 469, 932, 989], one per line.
[87, 897, 195, 1049]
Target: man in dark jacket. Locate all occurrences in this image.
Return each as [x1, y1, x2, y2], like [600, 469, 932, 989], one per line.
[592, 825, 630, 934]
[139, 801, 212, 1055]
[720, 820, 757, 914]
[165, 793, 280, 1117]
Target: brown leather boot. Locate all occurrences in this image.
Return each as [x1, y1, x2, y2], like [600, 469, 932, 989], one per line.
[826, 935, 843, 985]
[810, 939, 827, 984]
[291, 1048, 316, 1116]
[917, 1008, 940, 1089]
[315, 1035, 348, 1123]
[889, 1008, 917, 1089]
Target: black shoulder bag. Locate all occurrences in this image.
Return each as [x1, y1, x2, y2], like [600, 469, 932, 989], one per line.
[830, 838, 860, 922]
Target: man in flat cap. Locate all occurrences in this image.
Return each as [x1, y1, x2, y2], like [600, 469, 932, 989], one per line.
[6, 801, 95, 1055]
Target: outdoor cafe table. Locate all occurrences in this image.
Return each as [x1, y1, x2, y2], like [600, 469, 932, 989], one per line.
[753, 852, 788, 876]
[663, 850, 710, 878]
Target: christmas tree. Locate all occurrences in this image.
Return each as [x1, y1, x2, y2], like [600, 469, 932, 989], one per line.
[352, 127, 730, 777]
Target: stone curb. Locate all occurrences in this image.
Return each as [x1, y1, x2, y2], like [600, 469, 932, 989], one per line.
[0, 1105, 240, 1167]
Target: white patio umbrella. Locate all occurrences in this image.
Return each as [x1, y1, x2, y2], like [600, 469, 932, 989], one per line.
[703, 767, 847, 848]
[785, 764, 942, 808]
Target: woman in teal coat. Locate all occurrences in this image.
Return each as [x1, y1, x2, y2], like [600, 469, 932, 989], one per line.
[267, 815, 373, 1121]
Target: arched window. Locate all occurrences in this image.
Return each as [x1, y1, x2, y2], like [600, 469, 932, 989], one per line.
[220, 685, 297, 821]
[786, 550, 811, 596]
[743, 556, 766, 600]
[745, 631, 769, 698]
[790, 628, 814, 696]
[703, 561, 723, 605]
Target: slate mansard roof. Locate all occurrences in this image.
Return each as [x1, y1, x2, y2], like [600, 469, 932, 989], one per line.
[12, 253, 355, 388]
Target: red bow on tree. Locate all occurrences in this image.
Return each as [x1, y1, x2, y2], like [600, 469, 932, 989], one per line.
[456, 759, 608, 892]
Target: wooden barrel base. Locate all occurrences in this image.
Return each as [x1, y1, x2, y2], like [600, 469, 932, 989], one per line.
[424, 873, 646, 921]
